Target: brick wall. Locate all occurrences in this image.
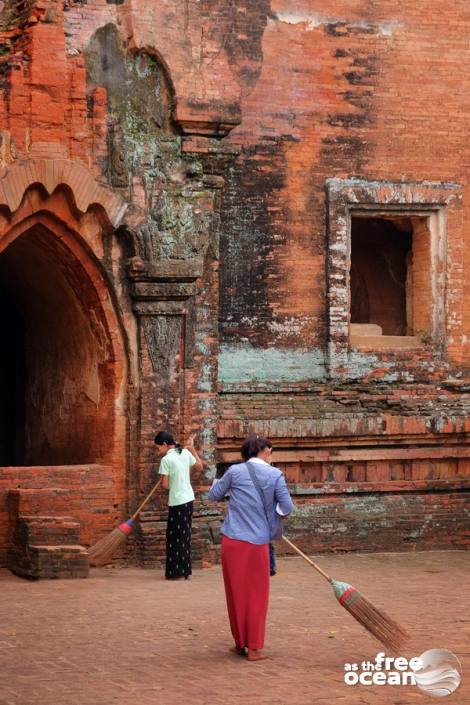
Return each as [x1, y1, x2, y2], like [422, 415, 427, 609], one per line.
[219, 1, 469, 384]
[1, 1, 469, 559]
[0, 464, 115, 566]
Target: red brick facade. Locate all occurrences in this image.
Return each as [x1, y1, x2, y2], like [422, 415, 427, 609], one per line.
[0, 1, 468, 567]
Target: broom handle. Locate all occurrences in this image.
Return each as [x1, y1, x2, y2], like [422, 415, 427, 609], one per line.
[131, 478, 163, 520]
[281, 535, 332, 583]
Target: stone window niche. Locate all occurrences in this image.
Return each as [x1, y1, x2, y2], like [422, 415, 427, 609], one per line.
[326, 179, 461, 378]
[350, 214, 432, 348]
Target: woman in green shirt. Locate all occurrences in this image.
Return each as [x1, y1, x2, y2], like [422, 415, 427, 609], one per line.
[154, 431, 204, 580]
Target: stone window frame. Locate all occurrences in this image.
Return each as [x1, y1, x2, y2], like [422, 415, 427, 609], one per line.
[325, 178, 461, 378]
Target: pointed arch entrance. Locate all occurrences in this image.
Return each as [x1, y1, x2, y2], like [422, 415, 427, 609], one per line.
[0, 161, 129, 566]
[0, 219, 118, 465]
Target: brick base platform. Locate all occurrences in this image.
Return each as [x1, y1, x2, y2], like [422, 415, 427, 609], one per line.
[7, 490, 89, 579]
[284, 485, 470, 553]
[9, 541, 89, 580]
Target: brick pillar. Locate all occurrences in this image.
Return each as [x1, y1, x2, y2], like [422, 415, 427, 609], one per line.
[123, 136, 236, 567]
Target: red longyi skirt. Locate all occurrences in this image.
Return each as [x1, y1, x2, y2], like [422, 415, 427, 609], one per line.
[221, 535, 270, 650]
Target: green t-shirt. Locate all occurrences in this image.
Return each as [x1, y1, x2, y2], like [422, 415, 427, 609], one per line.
[158, 448, 196, 506]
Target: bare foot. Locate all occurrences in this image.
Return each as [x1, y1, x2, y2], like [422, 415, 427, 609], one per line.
[246, 649, 269, 662]
[230, 646, 246, 656]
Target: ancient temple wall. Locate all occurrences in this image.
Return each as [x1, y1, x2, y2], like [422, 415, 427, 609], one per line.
[0, 0, 469, 557]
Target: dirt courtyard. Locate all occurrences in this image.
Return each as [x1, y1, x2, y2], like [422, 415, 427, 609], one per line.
[0, 550, 468, 705]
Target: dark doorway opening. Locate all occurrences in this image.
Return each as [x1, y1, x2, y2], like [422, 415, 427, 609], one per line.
[0, 224, 115, 466]
[0, 286, 25, 465]
[350, 217, 413, 336]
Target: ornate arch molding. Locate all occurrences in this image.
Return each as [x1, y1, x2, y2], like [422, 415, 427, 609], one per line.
[0, 159, 127, 228]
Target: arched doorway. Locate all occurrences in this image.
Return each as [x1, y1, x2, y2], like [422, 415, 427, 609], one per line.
[0, 222, 116, 465]
[0, 172, 129, 568]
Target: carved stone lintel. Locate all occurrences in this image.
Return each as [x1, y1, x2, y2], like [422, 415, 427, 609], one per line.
[133, 301, 187, 316]
[127, 257, 204, 283]
[131, 281, 196, 301]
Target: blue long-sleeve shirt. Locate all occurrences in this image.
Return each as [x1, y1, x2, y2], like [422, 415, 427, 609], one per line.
[208, 459, 294, 545]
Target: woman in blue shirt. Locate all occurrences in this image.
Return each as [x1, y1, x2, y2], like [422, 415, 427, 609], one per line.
[208, 433, 293, 661]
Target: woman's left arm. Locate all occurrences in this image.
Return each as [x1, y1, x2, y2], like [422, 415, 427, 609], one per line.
[208, 468, 232, 501]
[274, 474, 294, 516]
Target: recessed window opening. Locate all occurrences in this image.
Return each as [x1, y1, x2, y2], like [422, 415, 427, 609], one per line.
[350, 214, 433, 343]
[326, 179, 454, 373]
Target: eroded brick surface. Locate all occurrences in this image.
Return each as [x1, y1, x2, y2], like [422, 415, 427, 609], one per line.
[0, 1, 469, 564]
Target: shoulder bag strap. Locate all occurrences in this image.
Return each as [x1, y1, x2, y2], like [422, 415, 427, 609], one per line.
[245, 461, 271, 530]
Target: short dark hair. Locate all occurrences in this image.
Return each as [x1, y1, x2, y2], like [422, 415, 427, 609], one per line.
[241, 433, 272, 460]
[154, 430, 182, 454]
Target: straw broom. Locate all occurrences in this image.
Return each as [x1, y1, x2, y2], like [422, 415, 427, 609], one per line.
[88, 479, 162, 566]
[282, 535, 409, 653]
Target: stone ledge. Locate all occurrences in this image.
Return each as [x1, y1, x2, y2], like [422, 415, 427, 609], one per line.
[289, 478, 470, 495]
[350, 334, 423, 350]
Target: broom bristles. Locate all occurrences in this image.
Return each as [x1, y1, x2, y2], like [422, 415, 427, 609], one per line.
[333, 580, 409, 653]
[343, 593, 409, 653]
[87, 526, 128, 566]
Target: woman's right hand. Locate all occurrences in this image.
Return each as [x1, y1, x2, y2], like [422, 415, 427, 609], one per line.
[186, 433, 196, 449]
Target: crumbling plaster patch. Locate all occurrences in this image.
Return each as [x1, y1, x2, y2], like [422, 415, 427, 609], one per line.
[272, 10, 401, 36]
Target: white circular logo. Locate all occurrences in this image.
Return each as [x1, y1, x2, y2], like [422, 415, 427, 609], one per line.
[413, 649, 462, 697]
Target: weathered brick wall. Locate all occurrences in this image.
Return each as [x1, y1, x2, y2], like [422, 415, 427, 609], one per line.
[285, 488, 470, 553]
[0, 0, 231, 560]
[0, 464, 114, 566]
[219, 2, 469, 385]
[217, 2, 470, 552]
[0, 1, 469, 560]
[218, 380, 470, 552]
